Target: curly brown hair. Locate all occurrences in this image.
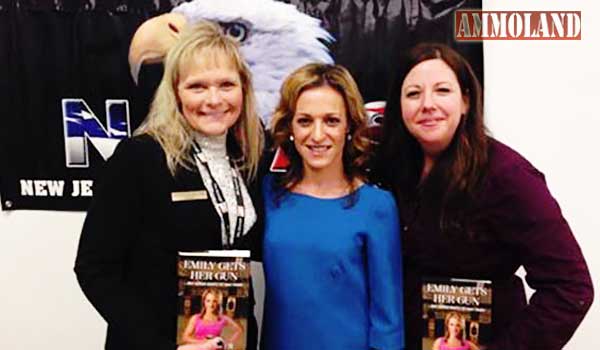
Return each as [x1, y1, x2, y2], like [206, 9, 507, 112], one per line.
[269, 63, 372, 206]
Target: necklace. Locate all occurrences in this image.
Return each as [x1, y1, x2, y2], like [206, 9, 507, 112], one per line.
[191, 140, 245, 248]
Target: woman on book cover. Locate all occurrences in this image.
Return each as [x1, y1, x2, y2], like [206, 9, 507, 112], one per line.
[260, 63, 405, 350]
[432, 312, 479, 350]
[181, 289, 242, 349]
[372, 43, 594, 350]
[74, 21, 264, 350]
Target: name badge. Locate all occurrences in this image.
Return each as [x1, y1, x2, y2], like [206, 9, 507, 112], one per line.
[171, 190, 208, 202]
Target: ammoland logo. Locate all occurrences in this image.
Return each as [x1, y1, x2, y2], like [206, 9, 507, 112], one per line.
[455, 10, 581, 40]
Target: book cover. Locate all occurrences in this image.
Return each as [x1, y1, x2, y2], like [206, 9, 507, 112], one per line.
[177, 250, 251, 350]
[422, 277, 492, 350]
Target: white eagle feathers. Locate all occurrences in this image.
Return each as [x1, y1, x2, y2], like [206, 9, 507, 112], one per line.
[130, 0, 334, 124]
[173, 0, 334, 122]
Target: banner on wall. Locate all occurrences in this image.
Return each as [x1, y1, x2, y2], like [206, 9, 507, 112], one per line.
[0, 0, 482, 211]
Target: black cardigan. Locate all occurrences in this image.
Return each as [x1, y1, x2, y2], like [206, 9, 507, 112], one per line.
[74, 135, 262, 350]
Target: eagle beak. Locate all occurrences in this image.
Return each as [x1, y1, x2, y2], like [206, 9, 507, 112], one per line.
[128, 13, 187, 85]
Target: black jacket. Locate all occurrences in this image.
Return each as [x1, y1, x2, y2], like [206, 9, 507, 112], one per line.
[74, 135, 261, 350]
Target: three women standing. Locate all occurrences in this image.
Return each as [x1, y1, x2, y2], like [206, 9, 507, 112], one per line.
[75, 17, 591, 350]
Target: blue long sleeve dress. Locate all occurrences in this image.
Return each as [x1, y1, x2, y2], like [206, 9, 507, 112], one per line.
[261, 176, 405, 350]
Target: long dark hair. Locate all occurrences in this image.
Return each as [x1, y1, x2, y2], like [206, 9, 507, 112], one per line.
[270, 63, 372, 206]
[373, 43, 488, 233]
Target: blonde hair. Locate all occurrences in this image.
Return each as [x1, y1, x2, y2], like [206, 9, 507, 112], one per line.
[135, 21, 264, 181]
[199, 288, 223, 318]
[270, 63, 371, 199]
[444, 312, 466, 340]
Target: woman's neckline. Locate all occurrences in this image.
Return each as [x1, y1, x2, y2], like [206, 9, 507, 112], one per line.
[288, 181, 366, 201]
[194, 132, 227, 159]
[200, 315, 222, 324]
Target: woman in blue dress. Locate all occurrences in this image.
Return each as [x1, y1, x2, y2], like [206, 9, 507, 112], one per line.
[261, 63, 405, 350]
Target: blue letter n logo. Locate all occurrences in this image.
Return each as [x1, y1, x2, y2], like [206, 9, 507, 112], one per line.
[62, 99, 131, 168]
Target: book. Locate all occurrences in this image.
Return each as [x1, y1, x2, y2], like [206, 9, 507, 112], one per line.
[421, 277, 492, 350]
[177, 250, 251, 350]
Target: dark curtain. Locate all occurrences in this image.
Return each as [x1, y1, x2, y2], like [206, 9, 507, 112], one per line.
[0, 0, 167, 210]
[0, 0, 482, 211]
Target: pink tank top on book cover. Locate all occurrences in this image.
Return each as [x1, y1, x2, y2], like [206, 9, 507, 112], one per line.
[437, 337, 470, 350]
[194, 317, 226, 339]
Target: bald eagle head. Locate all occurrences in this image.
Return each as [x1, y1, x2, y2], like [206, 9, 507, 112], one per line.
[173, 0, 334, 123]
[130, 0, 334, 124]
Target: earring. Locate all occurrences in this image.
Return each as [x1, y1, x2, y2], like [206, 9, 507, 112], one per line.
[289, 134, 295, 142]
[347, 133, 352, 141]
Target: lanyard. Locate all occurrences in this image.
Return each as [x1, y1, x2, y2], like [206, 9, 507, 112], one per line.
[192, 140, 245, 248]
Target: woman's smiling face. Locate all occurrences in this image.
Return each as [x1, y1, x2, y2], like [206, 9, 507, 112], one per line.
[177, 52, 243, 136]
[291, 84, 348, 174]
[400, 58, 469, 157]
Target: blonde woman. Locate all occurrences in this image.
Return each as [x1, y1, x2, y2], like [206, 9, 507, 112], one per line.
[75, 21, 263, 350]
[432, 312, 479, 350]
[181, 289, 242, 348]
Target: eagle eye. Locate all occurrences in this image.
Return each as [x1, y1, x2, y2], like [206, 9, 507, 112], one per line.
[221, 22, 248, 42]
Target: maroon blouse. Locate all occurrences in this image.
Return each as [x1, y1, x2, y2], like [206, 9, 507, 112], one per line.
[399, 139, 593, 350]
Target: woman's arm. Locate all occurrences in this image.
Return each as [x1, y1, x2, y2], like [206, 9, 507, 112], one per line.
[366, 190, 405, 350]
[467, 340, 480, 350]
[486, 161, 593, 350]
[181, 314, 202, 344]
[223, 315, 243, 344]
[74, 138, 175, 350]
[432, 338, 441, 350]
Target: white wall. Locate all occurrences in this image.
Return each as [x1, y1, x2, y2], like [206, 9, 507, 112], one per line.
[483, 0, 600, 348]
[1, 0, 598, 348]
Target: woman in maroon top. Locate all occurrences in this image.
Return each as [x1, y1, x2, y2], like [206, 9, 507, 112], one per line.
[373, 43, 593, 350]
